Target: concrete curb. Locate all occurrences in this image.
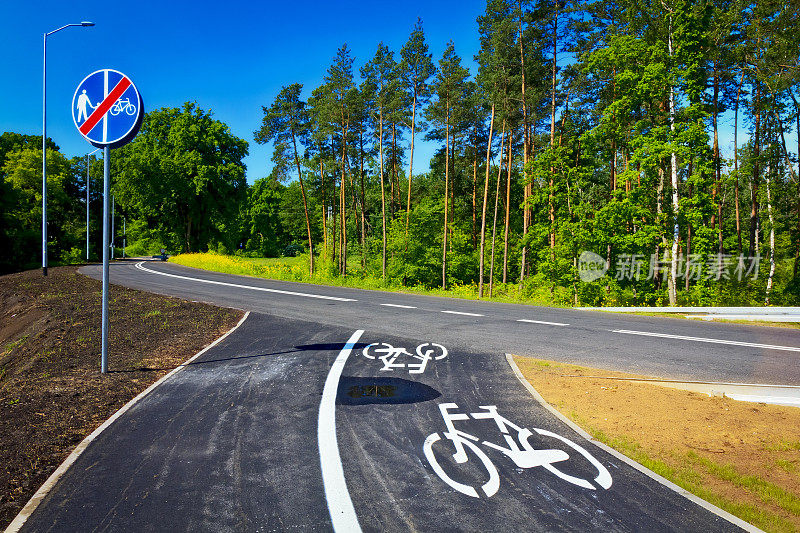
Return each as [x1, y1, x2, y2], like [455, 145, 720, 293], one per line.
[504, 353, 762, 533]
[4, 311, 251, 533]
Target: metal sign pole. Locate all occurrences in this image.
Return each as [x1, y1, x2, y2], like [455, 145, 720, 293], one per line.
[86, 153, 90, 261]
[72, 68, 142, 375]
[101, 146, 110, 373]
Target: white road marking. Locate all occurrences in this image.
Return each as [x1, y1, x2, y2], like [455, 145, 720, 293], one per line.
[725, 394, 800, 407]
[380, 303, 417, 309]
[517, 319, 569, 327]
[612, 329, 800, 353]
[441, 310, 484, 317]
[318, 330, 364, 533]
[134, 262, 356, 302]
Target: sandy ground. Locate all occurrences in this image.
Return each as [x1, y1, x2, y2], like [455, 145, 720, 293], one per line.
[513, 356, 800, 533]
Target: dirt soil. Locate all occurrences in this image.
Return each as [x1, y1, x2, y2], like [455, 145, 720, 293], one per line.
[514, 356, 800, 533]
[0, 266, 243, 529]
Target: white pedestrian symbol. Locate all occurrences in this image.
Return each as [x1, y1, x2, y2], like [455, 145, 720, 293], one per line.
[76, 90, 97, 123]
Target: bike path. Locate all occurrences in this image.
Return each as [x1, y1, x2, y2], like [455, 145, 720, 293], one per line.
[20, 313, 746, 532]
[337, 331, 744, 532]
[20, 313, 342, 532]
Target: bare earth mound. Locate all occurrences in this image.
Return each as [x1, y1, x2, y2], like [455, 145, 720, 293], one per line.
[513, 356, 800, 533]
[0, 265, 243, 529]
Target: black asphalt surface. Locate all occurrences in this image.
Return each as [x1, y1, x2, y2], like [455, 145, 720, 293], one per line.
[22, 313, 742, 532]
[86, 260, 800, 385]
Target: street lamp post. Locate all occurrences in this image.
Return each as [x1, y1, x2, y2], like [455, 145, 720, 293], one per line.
[42, 21, 94, 276]
[86, 147, 100, 261]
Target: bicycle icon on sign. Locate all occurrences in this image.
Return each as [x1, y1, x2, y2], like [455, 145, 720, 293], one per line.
[110, 97, 136, 116]
[361, 342, 447, 374]
[423, 403, 612, 498]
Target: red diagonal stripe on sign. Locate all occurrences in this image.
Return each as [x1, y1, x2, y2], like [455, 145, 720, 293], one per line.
[79, 76, 133, 136]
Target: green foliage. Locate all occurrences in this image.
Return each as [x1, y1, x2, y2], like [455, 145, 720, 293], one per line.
[113, 102, 248, 254]
[1, 144, 83, 272]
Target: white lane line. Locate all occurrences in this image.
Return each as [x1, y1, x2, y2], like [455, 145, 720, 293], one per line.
[517, 319, 569, 327]
[726, 394, 800, 407]
[441, 310, 484, 317]
[380, 303, 417, 309]
[318, 330, 364, 533]
[134, 262, 356, 302]
[612, 329, 800, 353]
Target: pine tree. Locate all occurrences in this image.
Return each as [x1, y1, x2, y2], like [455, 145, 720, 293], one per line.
[254, 84, 315, 274]
[399, 18, 436, 236]
[426, 41, 470, 289]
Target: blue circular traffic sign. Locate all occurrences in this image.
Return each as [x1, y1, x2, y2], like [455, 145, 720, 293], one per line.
[72, 69, 143, 148]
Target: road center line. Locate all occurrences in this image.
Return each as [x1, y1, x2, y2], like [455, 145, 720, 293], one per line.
[612, 329, 800, 353]
[318, 330, 364, 533]
[441, 310, 484, 317]
[380, 303, 417, 309]
[134, 262, 356, 302]
[517, 319, 569, 326]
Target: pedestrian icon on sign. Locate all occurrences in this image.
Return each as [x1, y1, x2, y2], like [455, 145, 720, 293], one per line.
[76, 89, 97, 123]
[72, 69, 143, 149]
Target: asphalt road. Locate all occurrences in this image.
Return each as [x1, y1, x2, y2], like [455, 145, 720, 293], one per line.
[22, 312, 744, 532]
[87, 260, 800, 385]
[19, 258, 799, 531]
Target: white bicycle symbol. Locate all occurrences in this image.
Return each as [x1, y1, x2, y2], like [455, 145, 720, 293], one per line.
[423, 403, 612, 498]
[110, 97, 136, 116]
[362, 342, 447, 374]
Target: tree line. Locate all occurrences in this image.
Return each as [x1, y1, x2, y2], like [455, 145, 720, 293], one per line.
[2, 0, 798, 306]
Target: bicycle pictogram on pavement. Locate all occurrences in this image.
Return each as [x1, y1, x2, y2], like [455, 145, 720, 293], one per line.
[361, 342, 448, 374]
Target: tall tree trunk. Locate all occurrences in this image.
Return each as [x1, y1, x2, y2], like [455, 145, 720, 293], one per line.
[340, 121, 348, 278]
[320, 159, 328, 256]
[290, 130, 314, 275]
[734, 69, 744, 255]
[490, 124, 506, 298]
[750, 82, 761, 257]
[379, 109, 387, 280]
[765, 166, 775, 305]
[548, 0, 558, 254]
[656, 167, 665, 292]
[391, 123, 398, 217]
[769, 89, 800, 277]
[518, 0, 530, 164]
[359, 128, 366, 268]
[520, 111, 535, 283]
[479, 103, 496, 298]
[791, 89, 800, 277]
[518, 0, 530, 280]
[406, 90, 417, 235]
[667, 17, 679, 306]
[710, 61, 723, 257]
[685, 182, 692, 292]
[442, 102, 451, 290]
[610, 67, 618, 194]
[503, 130, 512, 283]
[472, 152, 478, 247]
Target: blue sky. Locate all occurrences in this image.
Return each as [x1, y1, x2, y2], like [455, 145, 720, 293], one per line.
[0, 0, 485, 183]
[1, 1, 790, 184]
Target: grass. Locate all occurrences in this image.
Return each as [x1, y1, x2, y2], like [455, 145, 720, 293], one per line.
[515, 356, 800, 532]
[3, 336, 28, 355]
[168, 252, 571, 307]
[169, 253, 800, 325]
[578, 417, 797, 532]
